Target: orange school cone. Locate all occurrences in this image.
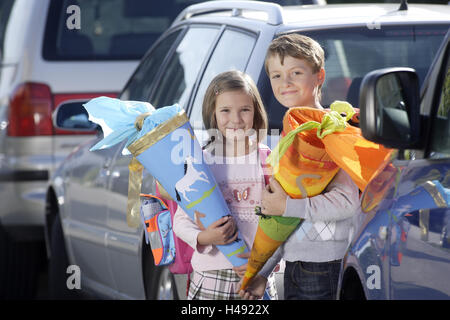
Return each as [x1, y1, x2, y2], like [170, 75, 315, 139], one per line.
[241, 102, 393, 290]
[241, 214, 299, 289]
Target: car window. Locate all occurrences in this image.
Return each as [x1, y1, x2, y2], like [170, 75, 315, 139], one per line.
[0, 0, 14, 60]
[430, 47, 450, 157]
[150, 26, 220, 109]
[189, 28, 257, 130]
[43, 0, 198, 60]
[259, 24, 449, 130]
[119, 30, 182, 101]
[316, 25, 448, 106]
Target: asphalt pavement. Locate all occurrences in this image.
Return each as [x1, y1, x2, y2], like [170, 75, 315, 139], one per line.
[35, 259, 49, 300]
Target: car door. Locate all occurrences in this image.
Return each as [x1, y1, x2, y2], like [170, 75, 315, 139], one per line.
[107, 25, 222, 297]
[389, 37, 450, 299]
[64, 138, 121, 293]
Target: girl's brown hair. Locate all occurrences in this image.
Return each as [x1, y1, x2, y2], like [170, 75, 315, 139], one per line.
[202, 70, 268, 143]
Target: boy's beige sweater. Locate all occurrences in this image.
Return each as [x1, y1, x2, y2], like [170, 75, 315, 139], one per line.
[260, 169, 360, 278]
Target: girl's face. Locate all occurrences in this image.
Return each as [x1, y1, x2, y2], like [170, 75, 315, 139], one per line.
[214, 90, 255, 142]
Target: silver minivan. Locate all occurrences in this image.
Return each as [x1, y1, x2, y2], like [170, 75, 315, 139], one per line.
[0, 0, 200, 299]
[47, 1, 450, 300]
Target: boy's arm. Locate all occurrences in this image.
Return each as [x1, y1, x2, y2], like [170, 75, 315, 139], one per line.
[283, 169, 360, 222]
[262, 169, 360, 222]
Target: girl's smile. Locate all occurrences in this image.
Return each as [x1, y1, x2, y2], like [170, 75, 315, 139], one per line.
[215, 90, 255, 141]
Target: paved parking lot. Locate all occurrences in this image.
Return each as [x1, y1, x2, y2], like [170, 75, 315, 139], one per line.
[36, 265, 49, 300]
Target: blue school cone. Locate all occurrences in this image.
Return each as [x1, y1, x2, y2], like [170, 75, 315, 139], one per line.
[127, 111, 249, 267]
[83, 97, 249, 267]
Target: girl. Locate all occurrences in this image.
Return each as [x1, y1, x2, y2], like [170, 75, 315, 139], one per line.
[173, 70, 276, 300]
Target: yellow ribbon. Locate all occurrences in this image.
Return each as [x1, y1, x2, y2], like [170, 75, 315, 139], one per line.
[125, 112, 153, 228]
[128, 110, 189, 156]
[126, 110, 188, 227]
[135, 112, 153, 131]
[127, 157, 144, 228]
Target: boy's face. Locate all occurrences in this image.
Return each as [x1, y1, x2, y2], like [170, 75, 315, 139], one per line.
[267, 54, 324, 108]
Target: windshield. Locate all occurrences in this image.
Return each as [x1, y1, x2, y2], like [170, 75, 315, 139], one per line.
[42, 0, 311, 61]
[43, 0, 205, 61]
[261, 24, 449, 129]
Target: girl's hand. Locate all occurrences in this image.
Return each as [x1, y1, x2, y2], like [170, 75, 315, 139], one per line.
[261, 178, 287, 216]
[238, 274, 268, 300]
[197, 215, 238, 246]
[232, 252, 251, 278]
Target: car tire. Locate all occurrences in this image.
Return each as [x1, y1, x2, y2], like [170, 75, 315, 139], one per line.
[0, 225, 43, 299]
[339, 270, 366, 300]
[152, 266, 179, 300]
[143, 244, 179, 300]
[48, 215, 79, 299]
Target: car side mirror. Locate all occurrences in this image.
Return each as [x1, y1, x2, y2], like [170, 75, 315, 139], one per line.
[53, 100, 100, 132]
[359, 68, 421, 149]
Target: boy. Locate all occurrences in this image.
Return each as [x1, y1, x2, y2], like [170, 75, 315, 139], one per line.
[239, 34, 360, 300]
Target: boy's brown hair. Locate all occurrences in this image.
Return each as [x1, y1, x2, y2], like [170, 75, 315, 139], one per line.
[265, 33, 325, 97]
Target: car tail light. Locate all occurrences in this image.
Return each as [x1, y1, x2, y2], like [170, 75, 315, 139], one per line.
[8, 82, 117, 136]
[8, 82, 54, 136]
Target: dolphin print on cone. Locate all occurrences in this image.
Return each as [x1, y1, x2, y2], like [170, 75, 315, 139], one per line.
[241, 101, 393, 290]
[83, 96, 249, 267]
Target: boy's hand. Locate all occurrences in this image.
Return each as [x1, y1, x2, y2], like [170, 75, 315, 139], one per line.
[197, 215, 238, 246]
[232, 252, 250, 278]
[238, 275, 268, 300]
[261, 178, 287, 216]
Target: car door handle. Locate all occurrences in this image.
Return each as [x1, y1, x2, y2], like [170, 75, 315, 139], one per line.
[111, 171, 120, 178]
[103, 157, 112, 169]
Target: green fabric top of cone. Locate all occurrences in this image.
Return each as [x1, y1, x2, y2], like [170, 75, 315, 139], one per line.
[259, 216, 301, 242]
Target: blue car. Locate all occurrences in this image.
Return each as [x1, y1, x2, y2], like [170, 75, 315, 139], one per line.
[338, 30, 450, 300]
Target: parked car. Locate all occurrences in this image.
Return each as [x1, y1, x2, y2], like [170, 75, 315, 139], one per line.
[338, 29, 450, 300]
[47, 1, 450, 299]
[0, 0, 216, 299]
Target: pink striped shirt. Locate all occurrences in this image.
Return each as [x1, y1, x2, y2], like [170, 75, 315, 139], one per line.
[173, 147, 266, 272]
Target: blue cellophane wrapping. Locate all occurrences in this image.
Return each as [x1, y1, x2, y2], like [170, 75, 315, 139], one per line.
[83, 96, 182, 154]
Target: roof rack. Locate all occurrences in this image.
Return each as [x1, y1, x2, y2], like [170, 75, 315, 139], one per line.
[173, 1, 284, 26]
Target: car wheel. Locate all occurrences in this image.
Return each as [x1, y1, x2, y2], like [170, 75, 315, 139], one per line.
[143, 244, 179, 300]
[0, 225, 43, 299]
[146, 266, 179, 300]
[339, 268, 366, 300]
[157, 266, 179, 300]
[48, 214, 79, 299]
